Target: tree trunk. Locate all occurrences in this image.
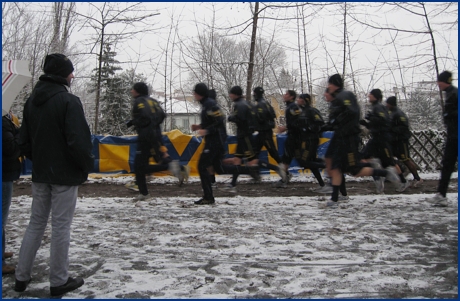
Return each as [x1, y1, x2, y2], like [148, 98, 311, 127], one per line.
[246, 2, 259, 102]
[94, 27, 104, 134]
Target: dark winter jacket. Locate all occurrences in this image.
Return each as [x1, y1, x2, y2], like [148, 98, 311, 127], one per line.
[19, 74, 94, 185]
[199, 97, 227, 147]
[2, 115, 22, 182]
[361, 102, 391, 137]
[326, 88, 361, 137]
[442, 85, 458, 139]
[131, 95, 165, 144]
[284, 100, 302, 136]
[227, 97, 257, 138]
[388, 107, 411, 141]
[254, 97, 276, 131]
[295, 104, 325, 139]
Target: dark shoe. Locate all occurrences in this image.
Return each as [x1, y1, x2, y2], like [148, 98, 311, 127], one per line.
[194, 198, 215, 205]
[2, 264, 15, 274]
[14, 277, 32, 292]
[50, 277, 84, 296]
[4, 252, 13, 259]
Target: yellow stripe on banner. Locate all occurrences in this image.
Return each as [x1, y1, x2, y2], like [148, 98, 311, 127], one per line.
[187, 139, 205, 176]
[319, 137, 330, 145]
[228, 143, 237, 155]
[165, 129, 193, 156]
[99, 144, 131, 173]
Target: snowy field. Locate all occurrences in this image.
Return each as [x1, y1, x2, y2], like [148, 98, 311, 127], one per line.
[1, 173, 458, 299]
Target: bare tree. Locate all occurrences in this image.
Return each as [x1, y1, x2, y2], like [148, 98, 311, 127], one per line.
[74, 2, 160, 133]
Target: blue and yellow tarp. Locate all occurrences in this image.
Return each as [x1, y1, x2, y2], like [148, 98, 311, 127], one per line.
[21, 129, 333, 176]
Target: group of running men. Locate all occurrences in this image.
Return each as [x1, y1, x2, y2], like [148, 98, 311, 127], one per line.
[128, 72, 457, 208]
[190, 73, 423, 208]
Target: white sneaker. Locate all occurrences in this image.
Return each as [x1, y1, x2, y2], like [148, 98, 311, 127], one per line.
[178, 165, 191, 186]
[125, 182, 139, 192]
[273, 180, 287, 188]
[395, 181, 411, 192]
[287, 172, 293, 183]
[314, 185, 333, 194]
[374, 178, 384, 194]
[133, 194, 151, 201]
[223, 184, 237, 193]
[168, 160, 181, 178]
[277, 164, 287, 183]
[411, 179, 423, 188]
[338, 195, 349, 202]
[385, 166, 401, 185]
[425, 193, 448, 207]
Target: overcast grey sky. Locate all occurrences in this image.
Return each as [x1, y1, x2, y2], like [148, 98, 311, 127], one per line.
[70, 2, 458, 94]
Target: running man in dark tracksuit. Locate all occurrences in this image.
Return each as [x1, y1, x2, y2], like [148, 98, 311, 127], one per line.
[360, 89, 409, 193]
[294, 93, 326, 188]
[385, 96, 423, 188]
[252, 86, 286, 183]
[276, 90, 302, 188]
[323, 74, 400, 207]
[191, 83, 259, 204]
[424, 71, 458, 207]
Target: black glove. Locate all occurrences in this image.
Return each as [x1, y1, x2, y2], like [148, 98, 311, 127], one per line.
[126, 120, 133, 128]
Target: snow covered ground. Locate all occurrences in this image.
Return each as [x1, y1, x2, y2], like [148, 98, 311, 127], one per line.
[1, 173, 458, 299]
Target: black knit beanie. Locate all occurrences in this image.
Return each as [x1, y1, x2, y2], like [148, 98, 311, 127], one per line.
[370, 89, 382, 101]
[253, 86, 264, 97]
[133, 82, 149, 96]
[193, 83, 208, 97]
[229, 86, 243, 96]
[43, 53, 74, 78]
[299, 93, 311, 104]
[386, 96, 397, 107]
[437, 71, 452, 84]
[328, 74, 343, 89]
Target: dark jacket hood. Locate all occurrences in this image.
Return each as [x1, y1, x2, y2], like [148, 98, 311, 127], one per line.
[32, 74, 69, 107]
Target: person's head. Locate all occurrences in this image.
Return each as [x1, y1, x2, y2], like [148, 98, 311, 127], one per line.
[253, 86, 264, 100]
[327, 74, 343, 94]
[193, 83, 209, 101]
[368, 89, 382, 103]
[283, 90, 296, 103]
[323, 88, 334, 102]
[228, 86, 243, 101]
[437, 71, 453, 91]
[131, 82, 149, 98]
[43, 53, 74, 86]
[297, 93, 311, 106]
[208, 89, 217, 100]
[385, 96, 397, 110]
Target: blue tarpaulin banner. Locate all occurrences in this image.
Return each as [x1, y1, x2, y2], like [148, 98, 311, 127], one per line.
[21, 130, 333, 176]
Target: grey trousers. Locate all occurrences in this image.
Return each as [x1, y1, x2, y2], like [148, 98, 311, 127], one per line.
[15, 183, 78, 287]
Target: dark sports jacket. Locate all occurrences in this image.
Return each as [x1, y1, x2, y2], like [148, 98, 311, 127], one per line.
[131, 95, 165, 144]
[388, 107, 411, 141]
[199, 97, 227, 147]
[19, 74, 94, 185]
[327, 88, 361, 137]
[443, 85, 458, 139]
[362, 102, 391, 137]
[284, 100, 302, 136]
[227, 97, 256, 138]
[254, 97, 276, 131]
[296, 104, 325, 139]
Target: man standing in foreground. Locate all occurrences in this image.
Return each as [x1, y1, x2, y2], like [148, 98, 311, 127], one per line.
[17, 54, 94, 296]
[425, 71, 458, 207]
